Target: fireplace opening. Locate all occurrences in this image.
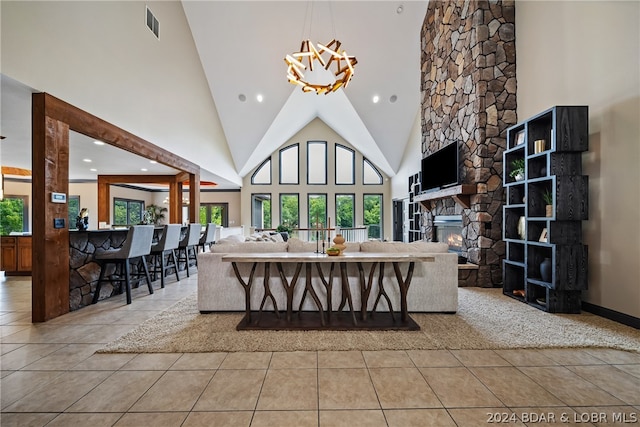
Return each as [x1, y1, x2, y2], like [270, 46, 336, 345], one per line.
[434, 215, 463, 255]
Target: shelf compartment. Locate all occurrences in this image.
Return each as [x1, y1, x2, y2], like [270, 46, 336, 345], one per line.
[504, 148, 526, 185]
[527, 282, 582, 313]
[527, 154, 549, 179]
[526, 245, 554, 286]
[503, 207, 526, 241]
[526, 111, 553, 156]
[526, 219, 549, 243]
[507, 125, 526, 150]
[527, 178, 555, 219]
[506, 241, 525, 264]
[503, 261, 525, 301]
[506, 185, 525, 206]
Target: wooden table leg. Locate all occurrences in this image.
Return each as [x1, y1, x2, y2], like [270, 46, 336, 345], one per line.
[257, 262, 279, 322]
[315, 262, 335, 324]
[231, 261, 257, 325]
[393, 261, 415, 323]
[337, 262, 357, 326]
[358, 261, 376, 322]
[277, 262, 302, 322]
[372, 262, 395, 321]
[298, 263, 326, 326]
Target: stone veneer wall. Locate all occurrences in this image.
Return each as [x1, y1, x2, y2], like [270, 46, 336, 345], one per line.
[420, 0, 516, 287]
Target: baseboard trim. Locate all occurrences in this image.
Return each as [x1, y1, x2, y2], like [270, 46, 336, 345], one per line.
[582, 302, 640, 330]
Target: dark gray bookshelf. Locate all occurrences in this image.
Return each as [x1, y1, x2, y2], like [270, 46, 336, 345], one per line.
[408, 172, 422, 242]
[502, 106, 589, 313]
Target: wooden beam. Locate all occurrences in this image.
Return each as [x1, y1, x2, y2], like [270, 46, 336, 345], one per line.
[38, 93, 200, 175]
[97, 180, 110, 225]
[98, 174, 179, 184]
[188, 173, 200, 223]
[169, 180, 182, 224]
[32, 94, 70, 322]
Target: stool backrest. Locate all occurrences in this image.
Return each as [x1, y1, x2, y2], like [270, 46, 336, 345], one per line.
[200, 223, 217, 245]
[122, 225, 155, 258]
[156, 224, 182, 251]
[180, 223, 202, 247]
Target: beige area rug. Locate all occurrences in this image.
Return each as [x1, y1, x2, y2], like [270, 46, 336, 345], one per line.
[99, 288, 640, 353]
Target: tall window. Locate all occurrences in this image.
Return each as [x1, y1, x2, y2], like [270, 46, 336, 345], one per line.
[113, 198, 144, 226]
[308, 194, 327, 237]
[363, 194, 383, 239]
[0, 195, 28, 234]
[279, 193, 299, 229]
[251, 158, 271, 184]
[307, 141, 327, 184]
[363, 158, 383, 184]
[279, 144, 299, 184]
[335, 145, 355, 184]
[199, 203, 228, 227]
[335, 194, 355, 228]
[251, 194, 272, 229]
[68, 196, 80, 229]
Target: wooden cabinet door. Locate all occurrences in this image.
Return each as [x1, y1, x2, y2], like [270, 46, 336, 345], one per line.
[17, 237, 32, 272]
[1, 237, 17, 272]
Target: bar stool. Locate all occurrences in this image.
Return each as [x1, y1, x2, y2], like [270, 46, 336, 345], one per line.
[198, 223, 217, 253]
[148, 224, 181, 288]
[176, 223, 201, 277]
[92, 225, 155, 305]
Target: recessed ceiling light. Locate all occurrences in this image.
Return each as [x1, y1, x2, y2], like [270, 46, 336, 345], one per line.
[390, 94, 398, 103]
[396, 5, 404, 14]
[238, 94, 246, 102]
[141, 168, 148, 172]
[83, 158, 92, 162]
[149, 160, 158, 164]
[90, 168, 97, 172]
[256, 94, 264, 103]
[372, 95, 380, 104]
[93, 140, 105, 145]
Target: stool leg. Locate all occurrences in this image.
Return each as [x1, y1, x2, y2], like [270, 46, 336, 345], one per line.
[92, 261, 106, 304]
[159, 251, 166, 288]
[184, 247, 190, 278]
[124, 260, 132, 305]
[170, 249, 180, 282]
[141, 256, 153, 294]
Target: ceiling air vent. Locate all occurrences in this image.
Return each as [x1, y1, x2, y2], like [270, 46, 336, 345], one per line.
[146, 6, 160, 39]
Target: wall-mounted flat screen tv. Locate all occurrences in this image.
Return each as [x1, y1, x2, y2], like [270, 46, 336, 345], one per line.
[421, 142, 460, 192]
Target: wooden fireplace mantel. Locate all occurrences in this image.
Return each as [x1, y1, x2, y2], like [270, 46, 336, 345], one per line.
[413, 184, 476, 211]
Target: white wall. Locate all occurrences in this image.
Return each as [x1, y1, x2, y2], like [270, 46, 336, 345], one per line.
[517, 1, 640, 317]
[1, 0, 239, 186]
[241, 118, 392, 240]
[391, 111, 423, 200]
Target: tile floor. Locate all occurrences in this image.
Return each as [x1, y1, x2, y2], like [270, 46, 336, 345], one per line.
[1, 275, 639, 426]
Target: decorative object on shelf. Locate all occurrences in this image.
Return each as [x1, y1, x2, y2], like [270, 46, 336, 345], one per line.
[538, 228, 548, 243]
[326, 247, 340, 256]
[512, 289, 525, 297]
[515, 130, 525, 145]
[540, 257, 552, 282]
[75, 208, 89, 231]
[509, 158, 525, 181]
[543, 189, 553, 217]
[536, 297, 547, 306]
[534, 139, 546, 154]
[332, 233, 346, 254]
[517, 216, 526, 240]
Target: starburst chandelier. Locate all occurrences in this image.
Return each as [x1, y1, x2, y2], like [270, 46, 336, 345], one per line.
[285, 38, 357, 95]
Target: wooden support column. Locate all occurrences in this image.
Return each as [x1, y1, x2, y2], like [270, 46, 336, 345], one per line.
[188, 173, 200, 223]
[32, 93, 70, 322]
[169, 180, 183, 224]
[97, 180, 110, 225]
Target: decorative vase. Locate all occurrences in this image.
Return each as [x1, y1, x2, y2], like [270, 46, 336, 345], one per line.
[332, 234, 346, 254]
[545, 205, 553, 218]
[540, 257, 552, 282]
[514, 172, 524, 182]
[517, 216, 526, 240]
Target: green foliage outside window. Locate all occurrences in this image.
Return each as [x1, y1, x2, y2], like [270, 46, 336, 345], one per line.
[335, 195, 354, 228]
[262, 199, 271, 228]
[280, 194, 299, 229]
[113, 198, 144, 225]
[364, 194, 382, 239]
[0, 197, 26, 234]
[68, 196, 80, 229]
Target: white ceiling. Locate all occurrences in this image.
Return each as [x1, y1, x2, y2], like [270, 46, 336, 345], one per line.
[0, 1, 428, 187]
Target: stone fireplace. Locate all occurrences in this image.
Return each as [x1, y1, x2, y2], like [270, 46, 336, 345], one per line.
[420, 0, 517, 287]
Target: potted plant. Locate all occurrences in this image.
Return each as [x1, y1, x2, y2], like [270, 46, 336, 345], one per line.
[509, 158, 525, 181]
[276, 224, 292, 241]
[145, 204, 168, 226]
[543, 190, 553, 217]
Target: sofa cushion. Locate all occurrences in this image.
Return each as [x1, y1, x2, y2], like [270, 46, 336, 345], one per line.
[360, 241, 449, 253]
[216, 234, 246, 244]
[210, 241, 288, 253]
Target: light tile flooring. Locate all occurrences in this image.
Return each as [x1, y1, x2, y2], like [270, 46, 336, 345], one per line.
[1, 276, 640, 426]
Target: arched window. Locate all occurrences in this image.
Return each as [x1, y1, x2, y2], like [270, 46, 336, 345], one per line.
[251, 158, 271, 185]
[363, 158, 383, 185]
[335, 144, 355, 184]
[307, 141, 327, 184]
[279, 144, 299, 184]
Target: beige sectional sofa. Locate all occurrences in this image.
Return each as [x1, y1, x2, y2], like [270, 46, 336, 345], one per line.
[197, 238, 458, 313]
